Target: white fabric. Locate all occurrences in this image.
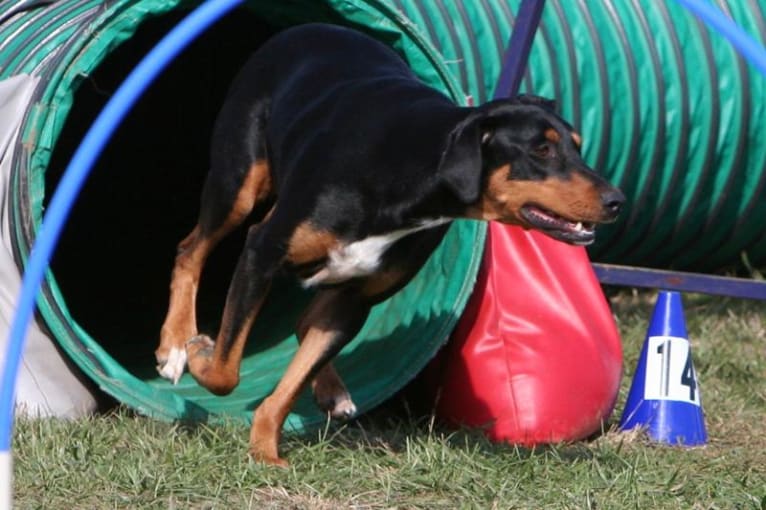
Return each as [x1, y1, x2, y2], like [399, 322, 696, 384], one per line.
[0, 451, 10, 509]
[0, 74, 97, 418]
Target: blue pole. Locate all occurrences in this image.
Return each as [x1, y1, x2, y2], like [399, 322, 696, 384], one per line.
[494, 0, 546, 99]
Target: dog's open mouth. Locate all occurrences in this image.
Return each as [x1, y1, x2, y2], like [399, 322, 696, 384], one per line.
[520, 204, 596, 246]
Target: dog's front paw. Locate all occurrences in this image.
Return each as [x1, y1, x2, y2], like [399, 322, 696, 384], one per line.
[186, 334, 216, 359]
[187, 335, 239, 395]
[156, 346, 188, 384]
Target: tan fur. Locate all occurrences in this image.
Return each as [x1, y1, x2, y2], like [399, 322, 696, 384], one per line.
[156, 160, 272, 376]
[466, 164, 605, 225]
[286, 222, 340, 266]
[186, 281, 271, 395]
[544, 128, 560, 143]
[251, 291, 344, 465]
[360, 267, 409, 297]
[226, 160, 273, 231]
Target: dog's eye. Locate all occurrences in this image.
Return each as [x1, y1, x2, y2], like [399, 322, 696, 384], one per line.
[533, 143, 553, 158]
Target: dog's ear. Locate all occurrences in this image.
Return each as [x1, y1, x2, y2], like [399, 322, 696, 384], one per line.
[515, 94, 557, 112]
[438, 113, 487, 204]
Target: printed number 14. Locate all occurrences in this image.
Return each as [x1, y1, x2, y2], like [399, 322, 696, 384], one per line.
[645, 337, 699, 404]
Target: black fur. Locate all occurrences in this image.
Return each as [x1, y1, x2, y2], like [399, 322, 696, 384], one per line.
[156, 23, 624, 465]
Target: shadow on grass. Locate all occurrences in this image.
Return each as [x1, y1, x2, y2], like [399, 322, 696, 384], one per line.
[272, 390, 611, 465]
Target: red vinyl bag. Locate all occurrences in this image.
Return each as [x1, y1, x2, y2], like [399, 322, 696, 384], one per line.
[432, 223, 623, 444]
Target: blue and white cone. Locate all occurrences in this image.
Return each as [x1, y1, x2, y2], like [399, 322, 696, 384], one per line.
[619, 291, 707, 446]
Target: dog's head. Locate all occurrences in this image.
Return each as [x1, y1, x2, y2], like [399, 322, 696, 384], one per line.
[439, 95, 624, 246]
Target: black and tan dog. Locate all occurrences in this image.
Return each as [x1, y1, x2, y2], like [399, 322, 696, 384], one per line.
[155, 23, 624, 466]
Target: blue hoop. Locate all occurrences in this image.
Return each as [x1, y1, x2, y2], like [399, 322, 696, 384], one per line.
[0, 0, 244, 452]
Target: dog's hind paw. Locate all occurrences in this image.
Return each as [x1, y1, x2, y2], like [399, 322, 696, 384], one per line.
[316, 390, 357, 420]
[156, 347, 187, 384]
[329, 396, 357, 420]
[312, 365, 357, 420]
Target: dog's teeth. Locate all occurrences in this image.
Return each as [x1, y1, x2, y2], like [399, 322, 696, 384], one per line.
[574, 222, 583, 231]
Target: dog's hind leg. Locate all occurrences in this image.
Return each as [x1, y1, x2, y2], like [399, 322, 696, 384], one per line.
[249, 288, 370, 466]
[311, 363, 357, 419]
[156, 103, 272, 383]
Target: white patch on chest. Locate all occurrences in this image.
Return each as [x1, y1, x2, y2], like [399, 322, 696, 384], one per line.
[301, 218, 450, 287]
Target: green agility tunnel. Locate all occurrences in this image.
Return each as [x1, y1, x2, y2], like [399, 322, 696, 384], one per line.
[1, 0, 765, 427]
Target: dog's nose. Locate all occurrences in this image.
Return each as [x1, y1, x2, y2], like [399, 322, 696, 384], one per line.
[601, 187, 625, 218]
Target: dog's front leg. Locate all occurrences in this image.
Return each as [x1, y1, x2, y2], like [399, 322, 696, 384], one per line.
[156, 226, 216, 383]
[250, 289, 370, 466]
[187, 221, 283, 395]
[156, 160, 273, 384]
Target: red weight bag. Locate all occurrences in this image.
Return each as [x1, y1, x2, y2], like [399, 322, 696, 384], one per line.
[432, 223, 622, 444]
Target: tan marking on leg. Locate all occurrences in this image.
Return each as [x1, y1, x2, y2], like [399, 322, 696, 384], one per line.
[296, 290, 357, 419]
[187, 279, 272, 395]
[157, 226, 213, 382]
[250, 324, 338, 466]
[250, 289, 357, 464]
[161, 226, 206, 347]
[156, 159, 272, 382]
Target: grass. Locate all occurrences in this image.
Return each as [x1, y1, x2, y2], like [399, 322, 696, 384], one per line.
[13, 292, 766, 509]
